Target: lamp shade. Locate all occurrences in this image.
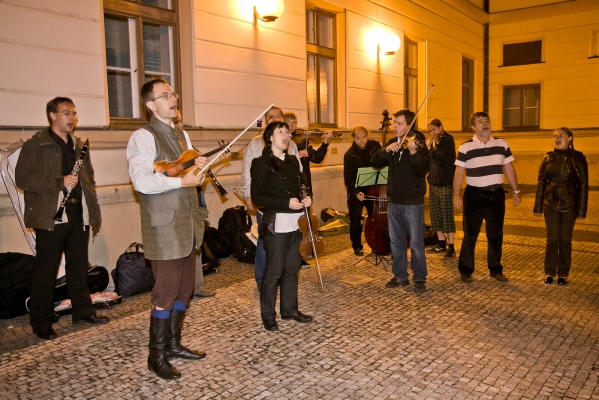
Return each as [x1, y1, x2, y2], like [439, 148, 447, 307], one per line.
[380, 33, 401, 55]
[255, 0, 285, 22]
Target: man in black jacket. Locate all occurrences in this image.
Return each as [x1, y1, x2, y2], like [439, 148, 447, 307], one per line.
[371, 109, 429, 293]
[426, 119, 456, 257]
[343, 126, 381, 256]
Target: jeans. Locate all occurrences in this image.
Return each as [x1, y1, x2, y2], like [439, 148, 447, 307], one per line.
[260, 230, 302, 320]
[543, 210, 576, 277]
[388, 202, 427, 282]
[254, 212, 267, 284]
[458, 186, 505, 276]
[347, 195, 374, 251]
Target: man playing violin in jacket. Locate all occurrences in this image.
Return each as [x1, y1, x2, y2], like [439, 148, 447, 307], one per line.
[127, 78, 209, 380]
[371, 109, 429, 293]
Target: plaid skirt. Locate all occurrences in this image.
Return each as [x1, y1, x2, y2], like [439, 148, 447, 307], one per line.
[429, 185, 456, 233]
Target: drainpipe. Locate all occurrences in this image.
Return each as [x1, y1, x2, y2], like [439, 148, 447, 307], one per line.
[483, 22, 489, 113]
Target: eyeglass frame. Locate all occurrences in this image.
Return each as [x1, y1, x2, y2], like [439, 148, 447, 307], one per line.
[57, 110, 78, 118]
[151, 92, 179, 102]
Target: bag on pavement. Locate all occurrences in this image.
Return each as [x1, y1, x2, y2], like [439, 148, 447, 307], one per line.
[112, 243, 155, 297]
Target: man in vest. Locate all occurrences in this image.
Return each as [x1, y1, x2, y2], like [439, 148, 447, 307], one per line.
[127, 78, 209, 380]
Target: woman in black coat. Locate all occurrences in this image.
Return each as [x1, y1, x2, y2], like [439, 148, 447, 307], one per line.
[250, 121, 313, 332]
[533, 127, 588, 285]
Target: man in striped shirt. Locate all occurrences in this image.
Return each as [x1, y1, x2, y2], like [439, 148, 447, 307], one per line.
[453, 112, 521, 284]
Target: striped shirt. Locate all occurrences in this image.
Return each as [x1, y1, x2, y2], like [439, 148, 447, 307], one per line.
[455, 135, 514, 190]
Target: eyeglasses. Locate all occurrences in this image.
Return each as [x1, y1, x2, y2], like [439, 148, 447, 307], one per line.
[553, 133, 568, 139]
[151, 92, 179, 102]
[58, 110, 77, 118]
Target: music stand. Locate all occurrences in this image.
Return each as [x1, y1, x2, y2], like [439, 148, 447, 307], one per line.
[353, 167, 391, 269]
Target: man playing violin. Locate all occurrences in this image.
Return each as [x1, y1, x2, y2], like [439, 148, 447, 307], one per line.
[343, 126, 381, 256]
[127, 78, 209, 380]
[371, 109, 429, 293]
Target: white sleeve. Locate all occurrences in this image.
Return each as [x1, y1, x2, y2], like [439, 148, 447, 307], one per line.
[127, 129, 182, 194]
[240, 136, 263, 198]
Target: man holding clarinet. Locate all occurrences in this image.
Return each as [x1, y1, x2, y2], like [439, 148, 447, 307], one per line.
[16, 97, 108, 341]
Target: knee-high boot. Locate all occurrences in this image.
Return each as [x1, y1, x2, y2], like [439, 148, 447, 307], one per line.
[166, 310, 206, 360]
[148, 316, 181, 380]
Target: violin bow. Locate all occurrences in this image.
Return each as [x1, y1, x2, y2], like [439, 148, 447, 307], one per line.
[197, 103, 274, 175]
[299, 179, 324, 291]
[397, 84, 435, 148]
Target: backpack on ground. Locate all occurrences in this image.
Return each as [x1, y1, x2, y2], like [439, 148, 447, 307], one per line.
[201, 226, 232, 261]
[218, 206, 256, 264]
[0, 252, 35, 319]
[112, 243, 155, 297]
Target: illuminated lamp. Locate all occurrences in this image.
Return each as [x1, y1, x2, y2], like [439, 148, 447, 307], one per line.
[254, 0, 285, 22]
[379, 33, 401, 55]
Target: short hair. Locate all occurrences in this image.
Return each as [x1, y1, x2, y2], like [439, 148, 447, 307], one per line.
[469, 111, 490, 128]
[140, 78, 169, 116]
[393, 109, 415, 126]
[265, 106, 284, 120]
[351, 126, 368, 139]
[428, 118, 442, 128]
[46, 97, 75, 124]
[283, 112, 297, 124]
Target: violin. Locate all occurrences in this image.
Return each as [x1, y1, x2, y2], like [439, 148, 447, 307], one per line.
[398, 132, 426, 152]
[153, 141, 229, 178]
[291, 129, 345, 145]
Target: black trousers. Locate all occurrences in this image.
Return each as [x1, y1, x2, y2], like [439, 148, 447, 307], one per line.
[458, 186, 505, 276]
[31, 203, 94, 331]
[543, 210, 577, 278]
[348, 195, 374, 251]
[260, 230, 302, 320]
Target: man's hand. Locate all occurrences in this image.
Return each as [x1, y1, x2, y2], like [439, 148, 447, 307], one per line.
[244, 196, 255, 211]
[181, 168, 204, 187]
[194, 155, 209, 170]
[289, 198, 304, 210]
[453, 194, 462, 210]
[301, 196, 312, 208]
[298, 149, 309, 159]
[512, 193, 521, 207]
[534, 212, 542, 217]
[407, 138, 417, 154]
[386, 141, 401, 153]
[322, 131, 333, 144]
[64, 175, 78, 189]
[356, 192, 365, 201]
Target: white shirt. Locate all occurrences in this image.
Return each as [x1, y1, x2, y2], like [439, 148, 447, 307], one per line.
[127, 121, 201, 195]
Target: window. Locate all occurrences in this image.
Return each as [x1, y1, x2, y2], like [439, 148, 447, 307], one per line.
[503, 85, 540, 130]
[404, 37, 418, 111]
[104, 0, 178, 120]
[502, 41, 542, 67]
[306, 8, 336, 126]
[462, 57, 474, 131]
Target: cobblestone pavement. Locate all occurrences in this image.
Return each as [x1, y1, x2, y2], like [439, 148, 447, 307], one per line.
[1, 190, 599, 399]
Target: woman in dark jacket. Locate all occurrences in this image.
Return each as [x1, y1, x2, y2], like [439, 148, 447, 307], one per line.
[251, 121, 313, 332]
[533, 127, 588, 285]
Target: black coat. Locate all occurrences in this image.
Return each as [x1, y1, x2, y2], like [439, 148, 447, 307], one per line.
[533, 148, 588, 218]
[427, 132, 456, 186]
[294, 135, 329, 188]
[343, 140, 381, 196]
[371, 130, 429, 205]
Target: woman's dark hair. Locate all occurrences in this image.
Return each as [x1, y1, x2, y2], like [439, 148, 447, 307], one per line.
[262, 121, 290, 173]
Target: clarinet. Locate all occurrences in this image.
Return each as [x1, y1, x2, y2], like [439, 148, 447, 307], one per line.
[53, 139, 90, 222]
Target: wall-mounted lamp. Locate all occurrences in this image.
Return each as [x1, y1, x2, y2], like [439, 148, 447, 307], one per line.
[379, 33, 401, 55]
[254, 0, 285, 22]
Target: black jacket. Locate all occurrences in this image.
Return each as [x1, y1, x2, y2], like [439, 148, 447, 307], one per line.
[294, 135, 329, 188]
[533, 148, 588, 218]
[371, 131, 429, 205]
[343, 140, 381, 196]
[427, 132, 456, 186]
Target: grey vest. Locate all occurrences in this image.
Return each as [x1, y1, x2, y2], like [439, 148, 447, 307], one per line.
[138, 117, 208, 260]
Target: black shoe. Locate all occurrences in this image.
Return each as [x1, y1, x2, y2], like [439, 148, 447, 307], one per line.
[72, 315, 110, 325]
[33, 327, 58, 340]
[460, 274, 473, 283]
[414, 281, 426, 293]
[427, 245, 446, 253]
[386, 277, 409, 288]
[148, 317, 181, 380]
[491, 273, 509, 282]
[263, 319, 279, 331]
[557, 277, 568, 285]
[354, 249, 364, 256]
[281, 311, 313, 323]
[300, 259, 311, 269]
[166, 310, 206, 360]
[444, 247, 456, 258]
[544, 276, 553, 284]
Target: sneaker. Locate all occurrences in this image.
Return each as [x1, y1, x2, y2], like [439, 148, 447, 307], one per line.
[386, 277, 409, 288]
[491, 273, 509, 282]
[460, 274, 473, 283]
[414, 281, 426, 293]
[444, 247, 456, 258]
[427, 245, 446, 253]
[557, 277, 568, 285]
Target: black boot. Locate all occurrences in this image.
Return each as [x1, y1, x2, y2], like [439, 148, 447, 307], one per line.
[148, 316, 181, 380]
[166, 310, 206, 360]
